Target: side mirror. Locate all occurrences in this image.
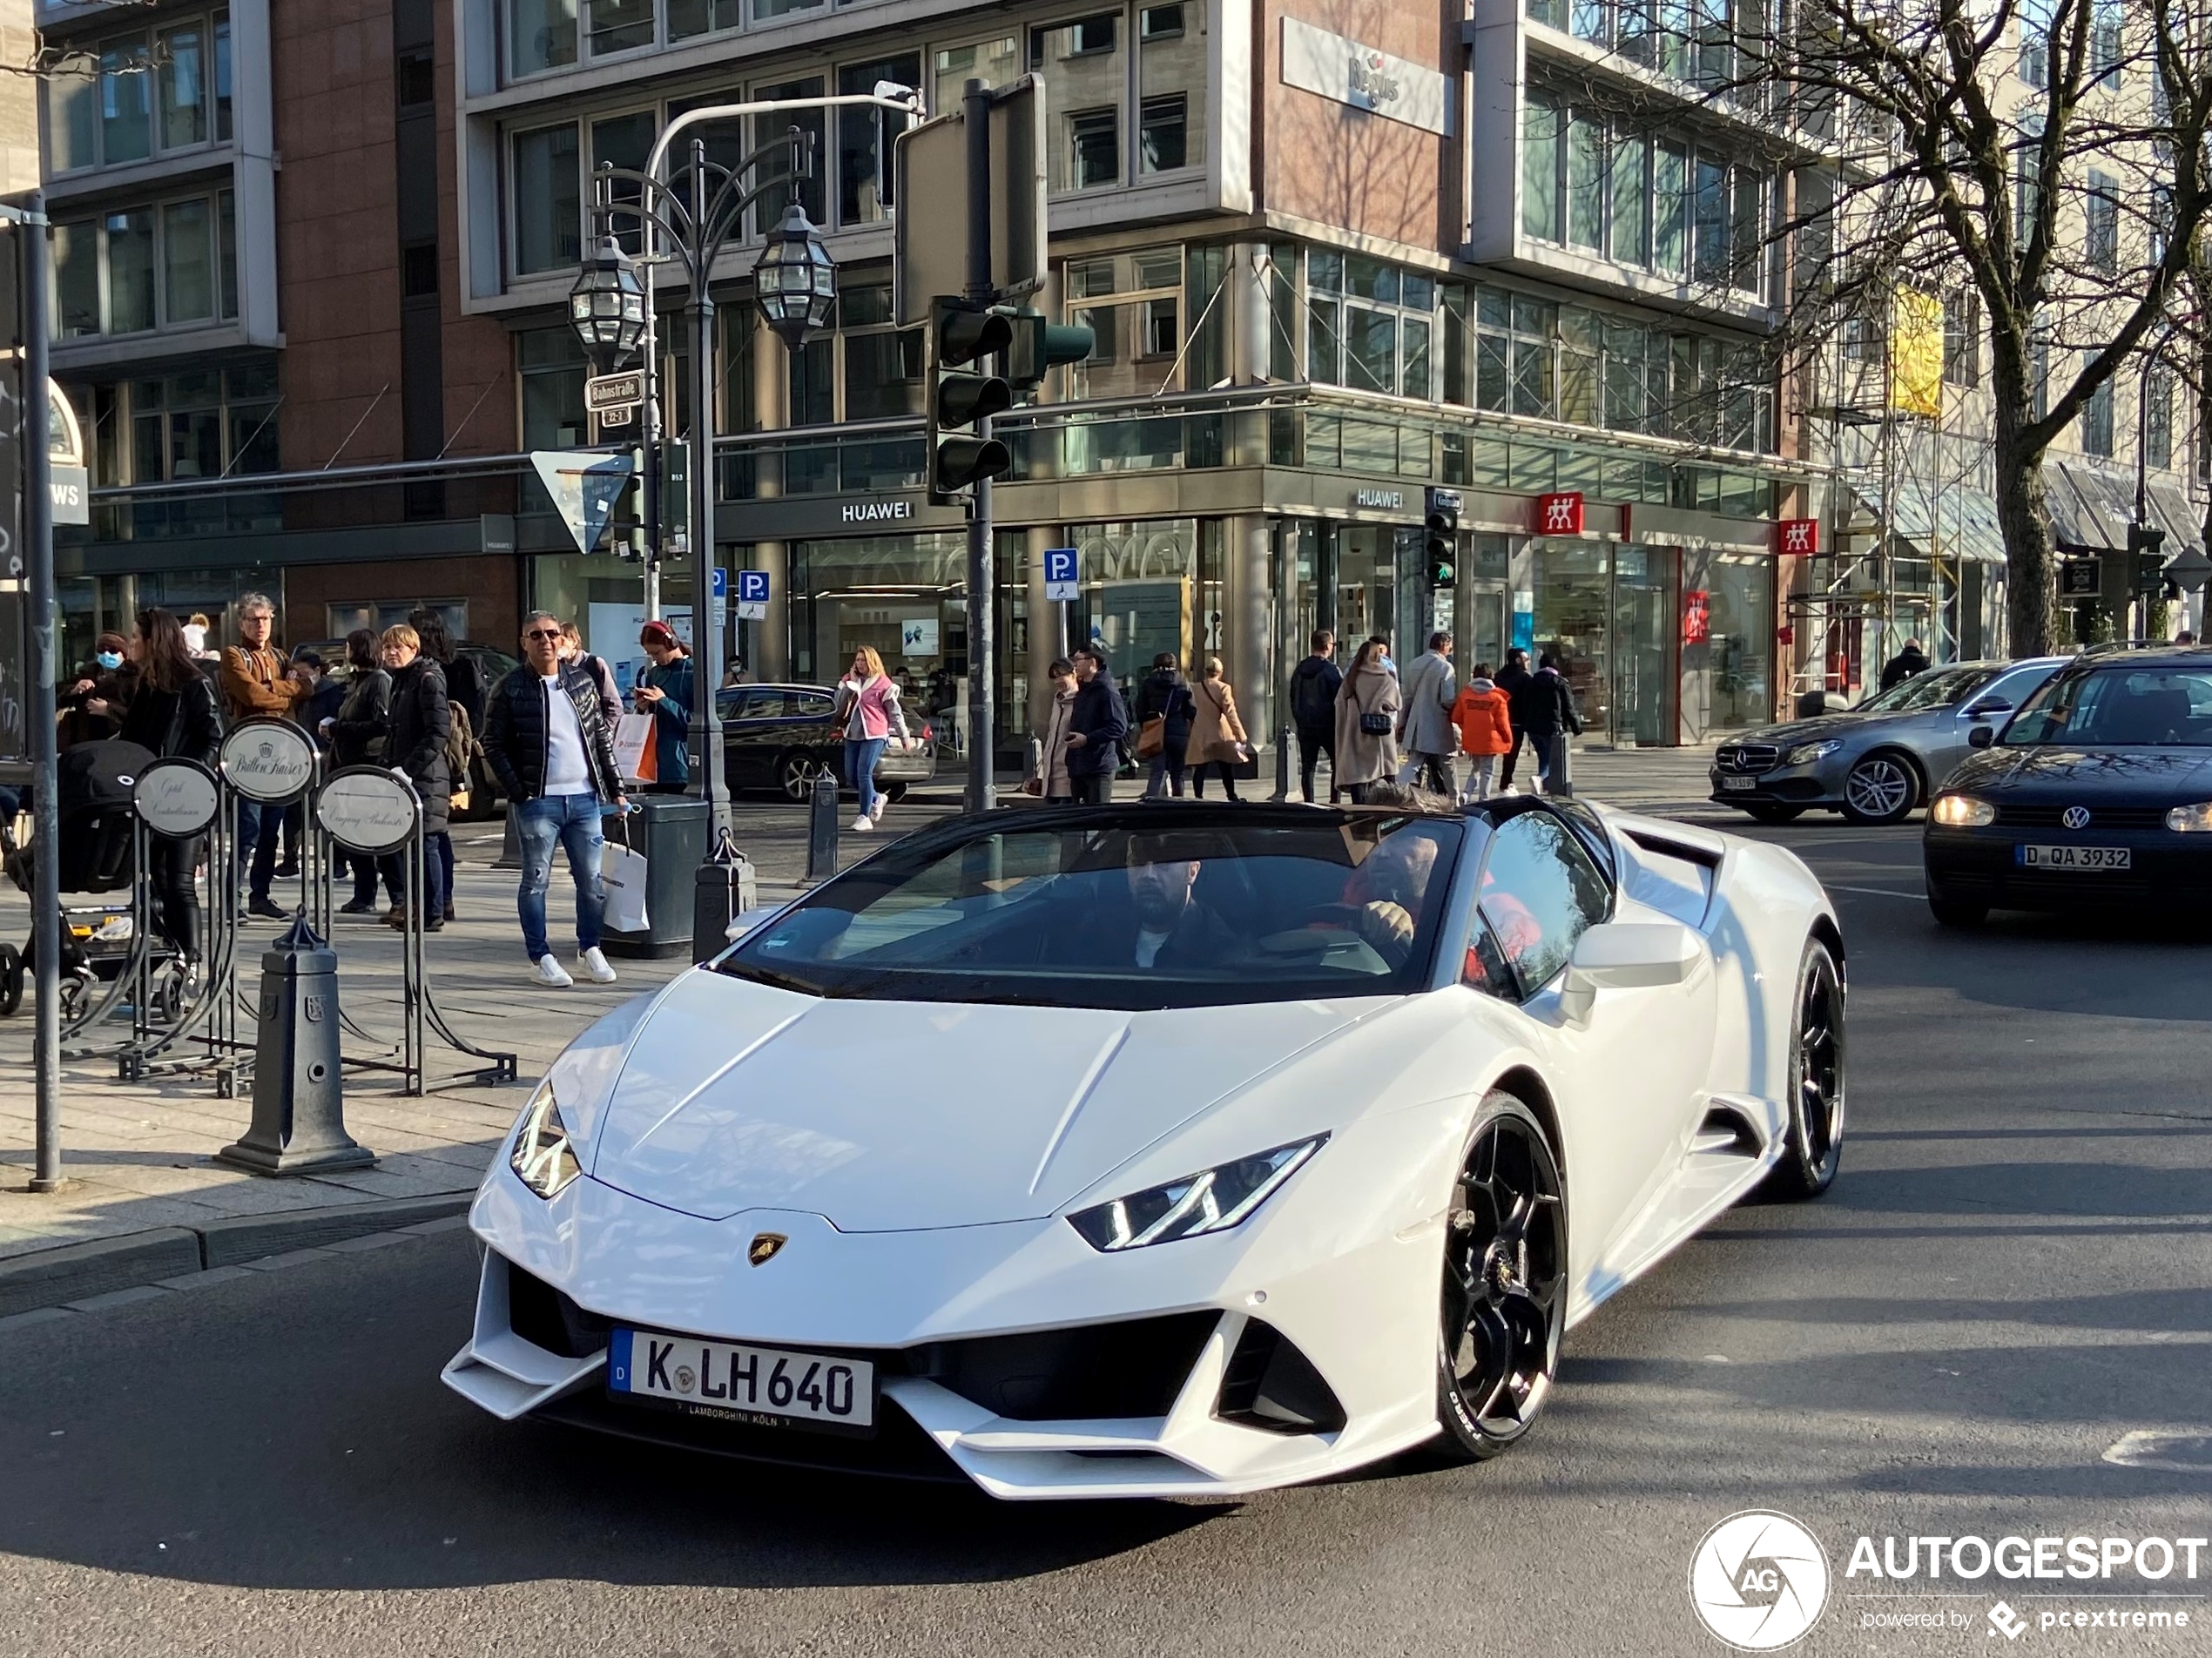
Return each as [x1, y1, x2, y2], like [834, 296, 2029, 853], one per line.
[1963, 697, 2012, 719]
[1558, 921, 1706, 1025]
[1967, 724, 1996, 750]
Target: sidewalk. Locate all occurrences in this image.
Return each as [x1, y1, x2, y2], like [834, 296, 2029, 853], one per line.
[0, 742, 1722, 1311]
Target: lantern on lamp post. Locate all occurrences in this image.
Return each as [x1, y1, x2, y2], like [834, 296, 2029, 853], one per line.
[752, 201, 838, 351]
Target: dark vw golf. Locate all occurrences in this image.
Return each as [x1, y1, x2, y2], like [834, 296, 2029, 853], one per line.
[1923, 648, 2212, 926]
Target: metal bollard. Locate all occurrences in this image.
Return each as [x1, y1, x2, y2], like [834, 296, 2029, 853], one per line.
[692, 832, 758, 965]
[804, 772, 840, 883]
[1271, 725, 1292, 801]
[492, 806, 520, 870]
[217, 913, 374, 1175]
[1543, 736, 1575, 798]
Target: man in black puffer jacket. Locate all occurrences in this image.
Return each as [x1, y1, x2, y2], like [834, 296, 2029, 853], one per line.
[482, 610, 627, 988]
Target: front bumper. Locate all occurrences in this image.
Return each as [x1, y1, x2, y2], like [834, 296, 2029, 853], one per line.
[1923, 826, 2212, 910]
[442, 1159, 1445, 1500]
[1708, 755, 1851, 809]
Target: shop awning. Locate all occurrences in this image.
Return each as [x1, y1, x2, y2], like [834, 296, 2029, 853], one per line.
[2146, 482, 2207, 556]
[2049, 462, 2132, 554]
[1854, 479, 2009, 565]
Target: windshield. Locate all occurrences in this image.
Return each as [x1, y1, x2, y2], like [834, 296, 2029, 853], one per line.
[719, 810, 1466, 1010]
[2003, 664, 2212, 747]
[1851, 666, 1998, 715]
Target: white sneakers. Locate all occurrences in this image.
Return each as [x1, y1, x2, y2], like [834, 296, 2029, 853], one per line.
[529, 954, 573, 987]
[851, 814, 873, 832]
[579, 947, 618, 984]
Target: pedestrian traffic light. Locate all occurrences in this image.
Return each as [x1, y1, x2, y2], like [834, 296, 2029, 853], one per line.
[927, 297, 1014, 503]
[1424, 487, 1461, 590]
[2128, 520, 2168, 596]
[1003, 307, 1096, 401]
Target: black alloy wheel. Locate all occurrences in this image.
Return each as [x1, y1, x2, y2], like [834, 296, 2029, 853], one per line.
[1925, 882, 1988, 928]
[1764, 940, 1846, 1199]
[1434, 1093, 1567, 1460]
[1742, 802, 1807, 825]
[1838, 752, 1919, 826]
[777, 751, 840, 802]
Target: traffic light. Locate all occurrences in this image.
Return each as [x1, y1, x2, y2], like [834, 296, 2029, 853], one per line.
[1004, 307, 1096, 401]
[927, 298, 1014, 503]
[1424, 487, 1461, 590]
[2128, 520, 2168, 596]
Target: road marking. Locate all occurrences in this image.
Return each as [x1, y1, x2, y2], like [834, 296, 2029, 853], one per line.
[2103, 1430, 2212, 1472]
[1825, 883, 1926, 900]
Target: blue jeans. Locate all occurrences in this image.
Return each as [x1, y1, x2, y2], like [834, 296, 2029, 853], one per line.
[843, 736, 887, 814]
[516, 793, 606, 962]
[236, 800, 287, 902]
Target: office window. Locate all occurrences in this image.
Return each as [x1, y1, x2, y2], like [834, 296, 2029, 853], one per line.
[519, 327, 588, 448]
[51, 71, 98, 172]
[931, 37, 1021, 111]
[219, 190, 237, 318]
[98, 35, 152, 164]
[1140, 93, 1187, 172]
[586, 0, 652, 55]
[396, 49, 435, 106]
[1567, 112, 1605, 252]
[1603, 320, 1649, 432]
[754, 0, 825, 22]
[1064, 247, 1183, 400]
[2089, 0, 2121, 88]
[512, 122, 581, 275]
[2086, 172, 2118, 273]
[2018, 3, 2048, 86]
[838, 54, 920, 226]
[1572, 0, 1609, 43]
[106, 209, 156, 334]
[1693, 156, 1729, 284]
[1526, 0, 1567, 27]
[1345, 307, 1397, 394]
[2081, 365, 2113, 457]
[1617, 0, 1656, 64]
[1609, 130, 1649, 266]
[752, 78, 826, 230]
[162, 199, 214, 321]
[666, 0, 739, 39]
[1942, 289, 1979, 388]
[2030, 333, 2049, 420]
[1402, 313, 1433, 400]
[1523, 92, 1562, 242]
[1069, 108, 1120, 188]
[1140, 3, 1184, 38]
[2013, 115, 2043, 248]
[590, 110, 655, 253]
[509, 0, 577, 78]
[52, 221, 100, 338]
[841, 288, 923, 421]
[158, 24, 206, 149]
[213, 12, 232, 140]
[2146, 367, 2174, 471]
[1654, 142, 1688, 276]
[1730, 169, 1764, 295]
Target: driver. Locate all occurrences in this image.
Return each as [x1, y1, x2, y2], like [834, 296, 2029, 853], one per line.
[1339, 784, 1451, 965]
[1104, 835, 1238, 969]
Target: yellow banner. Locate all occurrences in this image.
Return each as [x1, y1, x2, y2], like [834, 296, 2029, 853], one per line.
[1889, 287, 1944, 419]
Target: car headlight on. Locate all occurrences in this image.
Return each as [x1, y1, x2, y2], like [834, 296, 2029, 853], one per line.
[1931, 793, 1996, 827]
[2167, 802, 2212, 832]
[509, 1077, 583, 1200]
[1067, 1136, 1326, 1252]
[1784, 738, 1844, 766]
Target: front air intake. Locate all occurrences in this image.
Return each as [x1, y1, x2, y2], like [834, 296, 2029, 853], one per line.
[1215, 1318, 1347, 1435]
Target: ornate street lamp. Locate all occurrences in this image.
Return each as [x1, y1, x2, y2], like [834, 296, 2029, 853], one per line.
[567, 235, 649, 374]
[752, 201, 838, 351]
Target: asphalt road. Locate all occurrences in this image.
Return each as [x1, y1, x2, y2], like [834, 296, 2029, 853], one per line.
[2, 819, 2208, 1658]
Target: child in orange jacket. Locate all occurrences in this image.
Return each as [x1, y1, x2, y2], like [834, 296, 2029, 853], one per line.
[1452, 665, 1514, 802]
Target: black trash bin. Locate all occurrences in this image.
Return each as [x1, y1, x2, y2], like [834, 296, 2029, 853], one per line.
[602, 795, 706, 958]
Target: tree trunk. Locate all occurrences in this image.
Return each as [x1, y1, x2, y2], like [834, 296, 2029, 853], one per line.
[1992, 414, 2058, 659]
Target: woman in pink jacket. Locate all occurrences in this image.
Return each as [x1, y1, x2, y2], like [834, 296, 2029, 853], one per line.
[836, 646, 910, 831]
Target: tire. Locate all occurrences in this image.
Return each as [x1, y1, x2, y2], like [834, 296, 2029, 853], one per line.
[1764, 940, 1846, 1200]
[1433, 1092, 1568, 1461]
[777, 751, 839, 802]
[1741, 803, 1806, 825]
[0, 943, 20, 1017]
[1838, 751, 1919, 826]
[1926, 886, 1988, 928]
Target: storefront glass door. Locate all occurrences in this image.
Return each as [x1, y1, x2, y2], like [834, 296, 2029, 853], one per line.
[1613, 546, 1675, 747]
[1532, 540, 1613, 736]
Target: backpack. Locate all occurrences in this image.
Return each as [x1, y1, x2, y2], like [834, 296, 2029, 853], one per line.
[445, 699, 477, 783]
[1291, 659, 1336, 729]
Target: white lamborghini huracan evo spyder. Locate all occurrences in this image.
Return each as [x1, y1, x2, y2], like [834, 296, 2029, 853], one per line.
[444, 796, 1844, 1500]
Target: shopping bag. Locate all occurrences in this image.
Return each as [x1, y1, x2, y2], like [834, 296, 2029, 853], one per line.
[612, 712, 657, 785]
[601, 830, 650, 932]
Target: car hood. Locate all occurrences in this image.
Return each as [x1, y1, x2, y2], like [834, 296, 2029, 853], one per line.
[1729, 711, 1900, 747]
[580, 968, 1381, 1230]
[1946, 745, 2212, 803]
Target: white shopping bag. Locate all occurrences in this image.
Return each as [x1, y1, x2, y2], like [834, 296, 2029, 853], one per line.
[611, 712, 657, 785]
[601, 836, 650, 932]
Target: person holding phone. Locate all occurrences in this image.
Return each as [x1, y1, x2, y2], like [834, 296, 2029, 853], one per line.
[631, 620, 693, 793]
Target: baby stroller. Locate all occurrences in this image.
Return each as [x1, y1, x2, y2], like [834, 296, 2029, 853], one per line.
[0, 738, 185, 1025]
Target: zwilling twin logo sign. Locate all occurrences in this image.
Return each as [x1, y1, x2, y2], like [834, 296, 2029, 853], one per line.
[1533, 492, 1584, 536]
[1776, 518, 1819, 555]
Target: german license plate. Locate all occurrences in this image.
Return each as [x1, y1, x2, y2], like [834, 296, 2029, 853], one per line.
[1720, 775, 1758, 792]
[2017, 844, 2132, 871]
[608, 1329, 874, 1432]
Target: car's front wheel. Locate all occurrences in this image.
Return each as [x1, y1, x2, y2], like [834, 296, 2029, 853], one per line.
[1433, 1092, 1566, 1461]
[1838, 752, 1919, 826]
[1764, 939, 1845, 1199]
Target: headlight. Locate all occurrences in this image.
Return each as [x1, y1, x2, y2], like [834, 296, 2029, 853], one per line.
[1784, 738, 1844, 766]
[1067, 1136, 1326, 1252]
[2168, 802, 2212, 832]
[1931, 793, 1996, 827]
[509, 1077, 582, 1200]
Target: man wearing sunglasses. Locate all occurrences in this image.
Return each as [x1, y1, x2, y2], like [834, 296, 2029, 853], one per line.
[482, 610, 628, 987]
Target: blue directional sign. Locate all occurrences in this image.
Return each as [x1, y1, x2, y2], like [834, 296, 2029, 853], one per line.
[710, 567, 727, 599]
[735, 568, 771, 620]
[1043, 547, 1080, 602]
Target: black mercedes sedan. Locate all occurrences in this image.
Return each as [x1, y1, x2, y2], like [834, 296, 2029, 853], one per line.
[1922, 648, 2212, 926]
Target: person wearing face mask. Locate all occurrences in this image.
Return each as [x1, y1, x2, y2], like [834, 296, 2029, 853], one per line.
[60, 632, 133, 748]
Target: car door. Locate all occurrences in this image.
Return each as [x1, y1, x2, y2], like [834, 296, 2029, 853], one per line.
[1473, 810, 1715, 1266]
[720, 688, 770, 790]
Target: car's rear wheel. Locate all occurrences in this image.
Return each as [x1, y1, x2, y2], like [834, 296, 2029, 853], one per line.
[1433, 1093, 1566, 1461]
[1926, 884, 1988, 928]
[1740, 802, 1806, 825]
[777, 751, 840, 802]
[1838, 752, 1919, 826]
[1764, 940, 1845, 1199]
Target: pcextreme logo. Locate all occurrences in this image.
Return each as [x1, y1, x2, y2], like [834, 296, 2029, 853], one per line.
[1688, 1510, 1832, 1650]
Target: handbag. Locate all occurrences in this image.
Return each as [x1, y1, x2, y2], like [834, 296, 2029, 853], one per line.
[1135, 716, 1165, 759]
[599, 813, 650, 933]
[1358, 680, 1393, 737]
